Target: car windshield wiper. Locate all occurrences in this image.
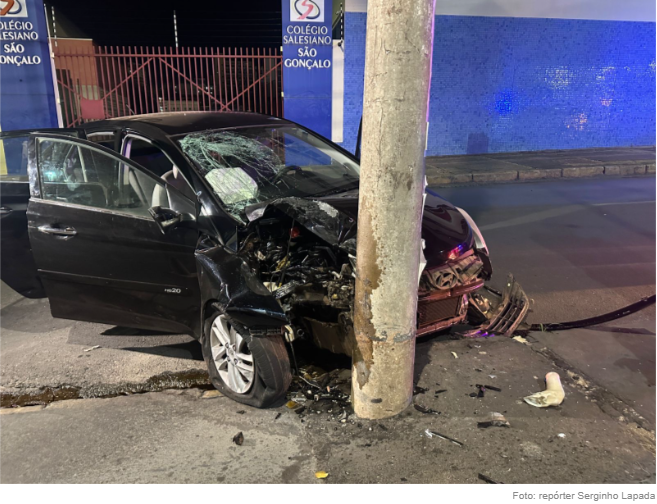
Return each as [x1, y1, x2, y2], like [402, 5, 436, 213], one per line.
[310, 182, 359, 198]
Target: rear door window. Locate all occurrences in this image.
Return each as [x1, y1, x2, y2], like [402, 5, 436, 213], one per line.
[0, 136, 30, 181]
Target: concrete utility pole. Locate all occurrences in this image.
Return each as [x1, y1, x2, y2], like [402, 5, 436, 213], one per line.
[352, 0, 436, 419]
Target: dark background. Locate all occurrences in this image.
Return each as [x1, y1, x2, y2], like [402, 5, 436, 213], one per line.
[45, 0, 283, 48]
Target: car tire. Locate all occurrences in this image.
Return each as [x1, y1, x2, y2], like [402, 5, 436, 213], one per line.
[202, 310, 292, 408]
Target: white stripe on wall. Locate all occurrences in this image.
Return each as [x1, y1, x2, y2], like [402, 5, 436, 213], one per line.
[332, 40, 345, 143]
[345, 0, 655, 22]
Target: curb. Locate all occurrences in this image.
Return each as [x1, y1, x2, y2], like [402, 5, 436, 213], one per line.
[426, 162, 656, 187]
[0, 369, 211, 408]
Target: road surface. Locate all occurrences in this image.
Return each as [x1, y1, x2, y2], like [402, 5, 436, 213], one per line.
[435, 177, 655, 325]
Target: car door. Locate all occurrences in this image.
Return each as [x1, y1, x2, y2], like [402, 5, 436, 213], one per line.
[0, 129, 83, 298]
[27, 133, 201, 335]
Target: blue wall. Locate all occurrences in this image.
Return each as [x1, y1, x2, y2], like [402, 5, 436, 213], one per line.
[341, 14, 656, 156]
[0, 0, 59, 133]
[341, 12, 367, 154]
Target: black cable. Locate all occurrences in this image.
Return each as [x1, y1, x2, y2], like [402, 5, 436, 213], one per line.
[529, 295, 656, 332]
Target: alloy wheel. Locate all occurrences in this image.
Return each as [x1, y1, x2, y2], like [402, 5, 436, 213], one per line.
[210, 315, 255, 394]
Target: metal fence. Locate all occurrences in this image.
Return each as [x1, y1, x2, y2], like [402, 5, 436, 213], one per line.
[52, 45, 283, 128]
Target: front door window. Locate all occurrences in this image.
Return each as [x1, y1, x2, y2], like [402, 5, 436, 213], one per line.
[37, 137, 169, 218]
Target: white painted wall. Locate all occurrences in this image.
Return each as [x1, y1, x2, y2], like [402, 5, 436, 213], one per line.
[332, 40, 345, 143]
[345, 0, 656, 22]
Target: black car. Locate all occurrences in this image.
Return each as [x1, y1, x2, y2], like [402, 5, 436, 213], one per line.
[0, 112, 528, 407]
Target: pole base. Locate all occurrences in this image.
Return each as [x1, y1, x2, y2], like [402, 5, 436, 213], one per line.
[351, 338, 416, 419]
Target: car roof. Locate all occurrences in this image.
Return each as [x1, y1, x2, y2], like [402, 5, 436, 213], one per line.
[84, 111, 293, 136]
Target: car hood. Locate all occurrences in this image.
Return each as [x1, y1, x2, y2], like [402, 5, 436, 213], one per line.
[245, 188, 473, 268]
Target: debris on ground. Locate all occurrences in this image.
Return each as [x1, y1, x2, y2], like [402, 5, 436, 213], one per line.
[413, 385, 428, 395]
[476, 383, 501, 392]
[477, 412, 510, 428]
[414, 403, 441, 415]
[237, 410, 246, 414]
[451, 352, 458, 359]
[284, 366, 352, 423]
[424, 428, 464, 447]
[512, 335, 530, 345]
[82, 345, 101, 352]
[470, 385, 486, 398]
[434, 389, 447, 397]
[478, 473, 503, 484]
[201, 390, 223, 399]
[274, 412, 282, 420]
[566, 370, 591, 389]
[232, 432, 244, 446]
[315, 471, 329, 479]
[558, 433, 566, 438]
[523, 372, 565, 408]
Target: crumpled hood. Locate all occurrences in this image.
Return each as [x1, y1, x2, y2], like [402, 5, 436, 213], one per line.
[246, 188, 473, 268]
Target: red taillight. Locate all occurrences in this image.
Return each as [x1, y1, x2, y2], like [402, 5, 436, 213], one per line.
[290, 226, 301, 238]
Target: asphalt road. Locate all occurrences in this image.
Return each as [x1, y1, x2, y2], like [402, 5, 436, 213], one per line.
[434, 177, 656, 325]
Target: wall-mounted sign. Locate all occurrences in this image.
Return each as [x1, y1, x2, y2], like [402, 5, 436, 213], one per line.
[282, 0, 333, 138]
[0, 0, 58, 131]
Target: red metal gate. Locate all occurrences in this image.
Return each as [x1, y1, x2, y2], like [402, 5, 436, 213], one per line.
[52, 44, 283, 128]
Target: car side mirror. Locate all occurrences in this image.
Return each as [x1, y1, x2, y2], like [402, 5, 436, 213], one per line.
[148, 206, 183, 234]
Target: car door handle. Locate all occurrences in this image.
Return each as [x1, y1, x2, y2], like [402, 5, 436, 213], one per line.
[38, 225, 77, 237]
[0, 207, 12, 215]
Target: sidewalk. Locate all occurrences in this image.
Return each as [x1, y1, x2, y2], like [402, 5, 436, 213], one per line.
[0, 292, 209, 407]
[2, 334, 654, 483]
[426, 146, 656, 186]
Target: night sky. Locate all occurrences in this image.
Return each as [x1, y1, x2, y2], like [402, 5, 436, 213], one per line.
[45, 0, 283, 48]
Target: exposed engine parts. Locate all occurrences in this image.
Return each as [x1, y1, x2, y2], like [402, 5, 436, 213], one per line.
[235, 215, 357, 355]
[229, 203, 528, 357]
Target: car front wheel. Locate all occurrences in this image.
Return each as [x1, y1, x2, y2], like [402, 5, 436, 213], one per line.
[202, 311, 291, 408]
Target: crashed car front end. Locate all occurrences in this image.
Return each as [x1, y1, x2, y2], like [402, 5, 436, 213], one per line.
[196, 194, 529, 357]
[416, 207, 529, 339]
[181, 126, 529, 356]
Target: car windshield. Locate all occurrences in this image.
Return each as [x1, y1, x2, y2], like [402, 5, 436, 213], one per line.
[178, 126, 359, 221]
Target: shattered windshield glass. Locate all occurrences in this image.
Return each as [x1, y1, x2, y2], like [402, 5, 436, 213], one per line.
[178, 126, 359, 221]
